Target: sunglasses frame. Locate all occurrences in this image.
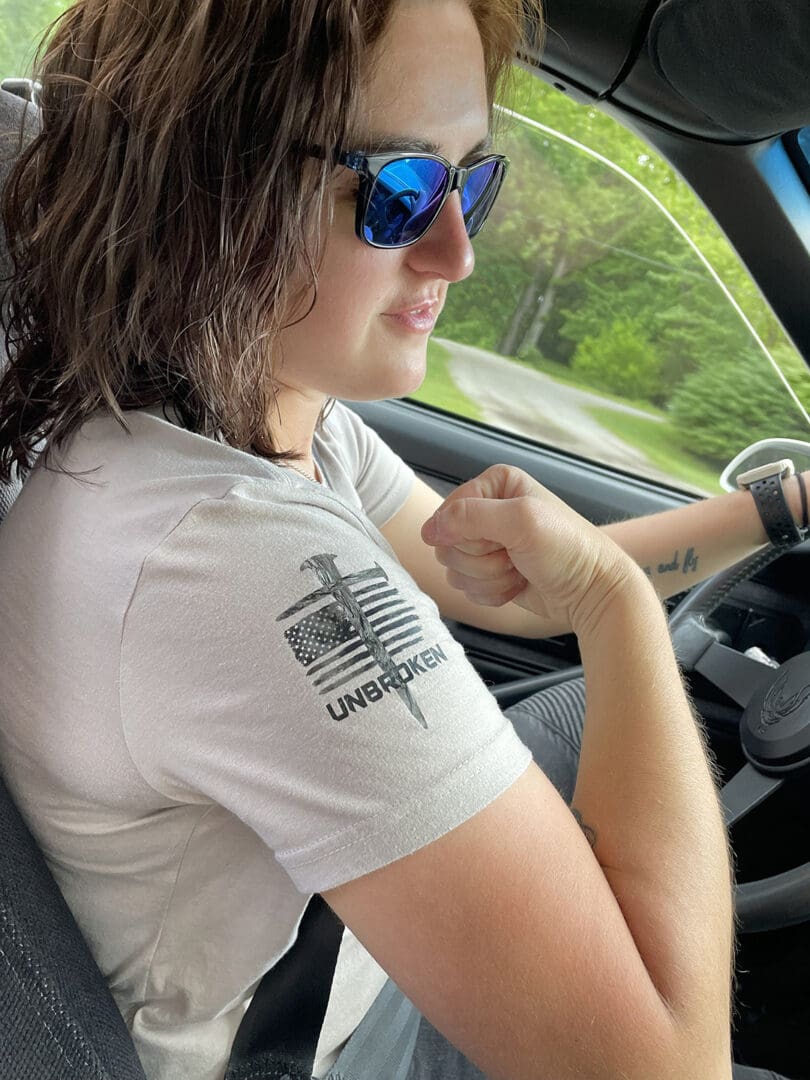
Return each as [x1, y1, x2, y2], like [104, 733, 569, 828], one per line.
[335, 150, 510, 249]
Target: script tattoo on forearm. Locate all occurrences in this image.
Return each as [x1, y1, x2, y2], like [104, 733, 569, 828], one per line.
[572, 808, 597, 849]
[642, 545, 700, 580]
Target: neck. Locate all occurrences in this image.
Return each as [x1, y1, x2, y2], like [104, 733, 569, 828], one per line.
[269, 383, 328, 476]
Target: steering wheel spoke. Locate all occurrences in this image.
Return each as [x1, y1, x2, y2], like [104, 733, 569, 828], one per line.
[721, 762, 783, 827]
[665, 551, 810, 930]
[693, 639, 774, 708]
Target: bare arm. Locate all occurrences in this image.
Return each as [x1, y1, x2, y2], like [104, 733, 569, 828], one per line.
[327, 468, 734, 1080]
[381, 471, 807, 638]
[602, 472, 805, 594]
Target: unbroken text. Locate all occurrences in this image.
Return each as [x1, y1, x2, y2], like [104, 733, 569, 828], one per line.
[326, 644, 448, 721]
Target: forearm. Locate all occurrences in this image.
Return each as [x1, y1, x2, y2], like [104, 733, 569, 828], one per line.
[456, 482, 767, 639]
[433, 472, 805, 640]
[573, 572, 733, 1064]
[602, 473, 806, 599]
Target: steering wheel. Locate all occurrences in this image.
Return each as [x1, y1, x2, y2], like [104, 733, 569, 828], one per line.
[492, 545, 810, 934]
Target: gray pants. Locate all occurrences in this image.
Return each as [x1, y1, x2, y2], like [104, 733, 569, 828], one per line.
[329, 680, 791, 1080]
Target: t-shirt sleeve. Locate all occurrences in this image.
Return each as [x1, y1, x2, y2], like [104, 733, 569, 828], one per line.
[119, 479, 531, 895]
[326, 403, 416, 528]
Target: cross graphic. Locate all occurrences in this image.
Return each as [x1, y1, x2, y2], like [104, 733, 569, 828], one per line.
[277, 553, 427, 727]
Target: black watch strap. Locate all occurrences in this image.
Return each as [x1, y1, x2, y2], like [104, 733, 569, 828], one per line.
[748, 473, 803, 548]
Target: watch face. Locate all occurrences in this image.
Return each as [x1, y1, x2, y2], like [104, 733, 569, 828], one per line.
[737, 459, 796, 489]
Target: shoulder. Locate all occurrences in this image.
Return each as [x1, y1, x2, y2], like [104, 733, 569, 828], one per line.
[317, 402, 416, 528]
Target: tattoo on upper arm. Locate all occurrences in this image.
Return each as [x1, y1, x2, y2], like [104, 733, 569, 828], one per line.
[653, 546, 700, 577]
[571, 807, 597, 848]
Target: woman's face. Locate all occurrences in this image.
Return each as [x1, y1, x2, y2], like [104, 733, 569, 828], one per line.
[276, 0, 490, 405]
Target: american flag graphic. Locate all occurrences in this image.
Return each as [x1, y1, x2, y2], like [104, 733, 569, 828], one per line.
[277, 553, 427, 724]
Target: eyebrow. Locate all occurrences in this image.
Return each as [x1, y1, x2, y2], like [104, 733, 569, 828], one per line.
[365, 133, 494, 160]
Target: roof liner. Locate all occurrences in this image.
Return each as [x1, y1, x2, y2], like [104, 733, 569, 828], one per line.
[531, 0, 810, 141]
[649, 0, 810, 139]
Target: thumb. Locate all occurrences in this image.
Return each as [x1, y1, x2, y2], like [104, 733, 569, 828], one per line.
[439, 464, 534, 508]
[421, 465, 539, 546]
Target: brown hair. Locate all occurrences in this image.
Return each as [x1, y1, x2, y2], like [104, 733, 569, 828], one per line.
[0, 0, 543, 482]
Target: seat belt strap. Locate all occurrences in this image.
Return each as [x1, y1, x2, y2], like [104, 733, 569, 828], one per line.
[225, 894, 344, 1080]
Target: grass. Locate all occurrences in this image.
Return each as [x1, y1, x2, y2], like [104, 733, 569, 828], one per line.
[408, 338, 723, 495]
[407, 339, 484, 422]
[585, 406, 724, 495]
[513, 354, 668, 416]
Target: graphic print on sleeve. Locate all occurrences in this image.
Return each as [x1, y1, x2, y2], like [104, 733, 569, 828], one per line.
[277, 553, 449, 728]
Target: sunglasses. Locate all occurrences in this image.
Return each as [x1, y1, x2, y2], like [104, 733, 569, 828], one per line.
[336, 150, 509, 249]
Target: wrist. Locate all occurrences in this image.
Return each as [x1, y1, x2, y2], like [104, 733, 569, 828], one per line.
[572, 561, 664, 644]
[740, 465, 807, 547]
[786, 472, 810, 530]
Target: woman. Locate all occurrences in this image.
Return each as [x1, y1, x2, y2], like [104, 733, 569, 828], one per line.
[0, 2, 800, 1079]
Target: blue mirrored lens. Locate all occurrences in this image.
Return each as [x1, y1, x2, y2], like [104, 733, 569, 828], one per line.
[461, 159, 502, 237]
[365, 158, 449, 246]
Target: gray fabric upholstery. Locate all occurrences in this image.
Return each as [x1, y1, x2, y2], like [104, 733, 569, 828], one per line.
[0, 777, 147, 1079]
[505, 676, 586, 804]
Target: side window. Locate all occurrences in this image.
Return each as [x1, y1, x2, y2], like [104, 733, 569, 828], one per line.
[0, 2, 67, 80]
[414, 76, 810, 496]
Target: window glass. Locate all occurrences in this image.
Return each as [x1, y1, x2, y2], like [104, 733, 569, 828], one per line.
[0, 1, 67, 80]
[798, 127, 810, 165]
[413, 76, 810, 496]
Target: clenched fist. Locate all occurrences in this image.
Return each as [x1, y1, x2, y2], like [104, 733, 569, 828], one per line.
[421, 464, 648, 638]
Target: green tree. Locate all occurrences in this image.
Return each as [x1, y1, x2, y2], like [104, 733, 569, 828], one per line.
[670, 355, 809, 465]
[571, 317, 663, 402]
[507, 72, 798, 362]
[0, 0, 68, 81]
[439, 121, 660, 359]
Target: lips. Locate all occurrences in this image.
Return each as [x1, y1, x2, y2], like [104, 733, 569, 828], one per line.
[384, 297, 440, 319]
[381, 295, 442, 334]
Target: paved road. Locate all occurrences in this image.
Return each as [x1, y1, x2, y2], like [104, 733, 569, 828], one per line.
[436, 337, 679, 485]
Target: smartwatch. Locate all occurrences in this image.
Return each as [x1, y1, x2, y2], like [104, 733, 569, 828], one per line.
[737, 458, 804, 548]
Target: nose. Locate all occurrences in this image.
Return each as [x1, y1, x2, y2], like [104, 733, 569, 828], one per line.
[404, 191, 475, 283]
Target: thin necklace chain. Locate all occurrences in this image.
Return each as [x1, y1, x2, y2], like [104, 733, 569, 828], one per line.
[285, 460, 320, 484]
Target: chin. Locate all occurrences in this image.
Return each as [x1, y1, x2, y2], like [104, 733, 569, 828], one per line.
[339, 358, 426, 403]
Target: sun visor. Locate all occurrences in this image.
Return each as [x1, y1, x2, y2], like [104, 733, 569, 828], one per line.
[649, 0, 810, 138]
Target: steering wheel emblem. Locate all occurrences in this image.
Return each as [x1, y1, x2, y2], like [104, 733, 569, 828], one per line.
[738, 651, 810, 776]
[758, 671, 810, 735]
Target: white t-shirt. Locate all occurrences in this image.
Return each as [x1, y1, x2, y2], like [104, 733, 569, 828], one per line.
[0, 401, 531, 1080]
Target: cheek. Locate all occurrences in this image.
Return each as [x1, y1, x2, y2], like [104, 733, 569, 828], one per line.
[313, 244, 395, 339]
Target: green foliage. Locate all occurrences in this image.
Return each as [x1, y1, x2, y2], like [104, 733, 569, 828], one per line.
[440, 75, 810, 466]
[572, 318, 664, 403]
[0, 0, 68, 80]
[438, 256, 527, 353]
[773, 344, 810, 413]
[408, 339, 483, 423]
[516, 344, 545, 367]
[585, 406, 723, 495]
[670, 355, 810, 465]
[506, 70, 794, 357]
